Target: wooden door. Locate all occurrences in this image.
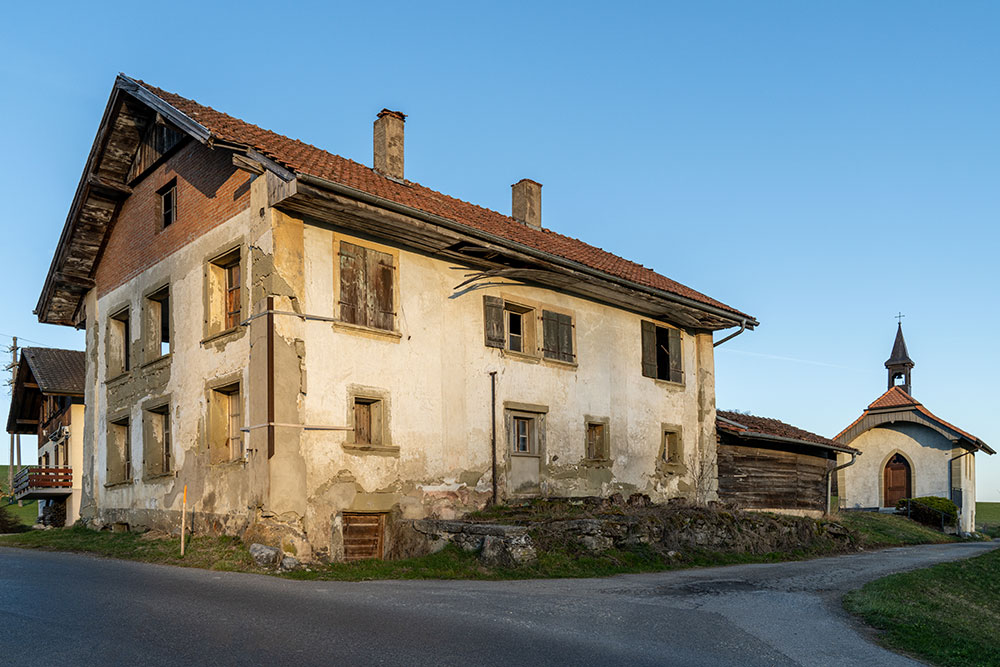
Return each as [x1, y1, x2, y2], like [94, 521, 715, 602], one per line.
[342, 512, 385, 561]
[883, 454, 911, 507]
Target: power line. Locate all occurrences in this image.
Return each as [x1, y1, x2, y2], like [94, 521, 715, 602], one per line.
[0, 333, 55, 348]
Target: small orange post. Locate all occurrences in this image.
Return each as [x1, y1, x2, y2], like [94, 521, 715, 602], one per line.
[180, 485, 188, 557]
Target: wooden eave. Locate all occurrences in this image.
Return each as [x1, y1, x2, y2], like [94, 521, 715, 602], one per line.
[6, 361, 41, 435]
[35, 75, 210, 326]
[836, 407, 989, 454]
[268, 172, 753, 332]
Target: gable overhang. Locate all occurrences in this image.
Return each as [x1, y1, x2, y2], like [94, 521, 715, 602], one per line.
[6, 360, 40, 434]
[35, 75, 210, 327]
[836, 407, 993, 455]
[717, 418, 858, 458]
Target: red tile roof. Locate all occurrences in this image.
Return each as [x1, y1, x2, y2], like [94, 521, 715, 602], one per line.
[135, 78, 751, 321]
[867, 386, 920, 410]
[717, 410, 857, 452]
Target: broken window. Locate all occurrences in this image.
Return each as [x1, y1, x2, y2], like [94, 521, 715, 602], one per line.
[339, 241, 395, 331]
[207, 247, 242, 336]
[512, 416, 536, 454]
[586, 422, 609, 461]
[109, 307, 131, 376]
[209, 383, 243, 463]
[641, 321, 682, 383]
[541, 310, 574, 363]
[661, 429, 683, 465]
[158, 179, 177, 228]
[145, 286, 170, 360]
[107, 416, 131, 484]
[144, 403, 171, 476]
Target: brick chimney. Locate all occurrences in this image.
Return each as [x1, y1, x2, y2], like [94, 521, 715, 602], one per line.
[374, 109, 406, 180]
[511, 179, 542, 229]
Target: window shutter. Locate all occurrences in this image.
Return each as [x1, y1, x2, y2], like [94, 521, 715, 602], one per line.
[339, 242, 364, 326]
[641, 321, 656, 378]
[371, 249, 395, 331]
[557, 313, 574, 362]
[541, 310, 559, 359]
[668, 328, 683, 383]
[483, 296, 505, 348]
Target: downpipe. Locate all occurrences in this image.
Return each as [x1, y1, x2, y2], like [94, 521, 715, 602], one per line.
[826, 451, 858, 515]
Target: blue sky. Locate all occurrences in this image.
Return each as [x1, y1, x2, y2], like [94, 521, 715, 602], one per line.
[2, 1, 998, 500]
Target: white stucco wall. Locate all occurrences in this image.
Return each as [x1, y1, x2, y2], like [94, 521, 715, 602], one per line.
[840, 422, 977, 531]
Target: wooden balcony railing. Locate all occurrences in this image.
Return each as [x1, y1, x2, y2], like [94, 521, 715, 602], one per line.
[13, 466, 73, 500]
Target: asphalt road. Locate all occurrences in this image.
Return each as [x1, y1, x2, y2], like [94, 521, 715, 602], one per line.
[1, 540, 996, 666]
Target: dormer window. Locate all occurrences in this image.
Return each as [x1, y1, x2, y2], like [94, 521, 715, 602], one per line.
[158, 179, 177, 228]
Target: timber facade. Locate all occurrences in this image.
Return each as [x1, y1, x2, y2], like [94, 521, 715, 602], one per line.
[35, 75, 757, 561]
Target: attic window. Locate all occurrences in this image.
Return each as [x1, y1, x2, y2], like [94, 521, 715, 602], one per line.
[158, 179, 177, 228]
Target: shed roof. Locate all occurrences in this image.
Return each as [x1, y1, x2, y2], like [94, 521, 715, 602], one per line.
[717, 410, 858, 454]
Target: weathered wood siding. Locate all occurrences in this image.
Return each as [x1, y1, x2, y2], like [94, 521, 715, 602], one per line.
[717, 436, 833, 511]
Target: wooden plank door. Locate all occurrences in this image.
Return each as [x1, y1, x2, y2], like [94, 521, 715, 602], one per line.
[883, 454, 911, 507]
[342, 512, 385, 561]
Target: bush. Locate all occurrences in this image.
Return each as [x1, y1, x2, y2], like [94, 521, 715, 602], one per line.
[896, 496, 958, 528]
[0, 503, 27, 533]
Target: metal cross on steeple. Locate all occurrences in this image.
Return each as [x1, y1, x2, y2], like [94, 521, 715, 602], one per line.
[895, 312, 905, 324]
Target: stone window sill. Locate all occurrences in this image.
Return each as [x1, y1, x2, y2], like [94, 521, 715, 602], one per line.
[141, 353, 171, 370]
[653, 378, 686, 391]
[342, 443, 400, 457]
[104, 479, 135, 489]
[502, 349, 541, 364]
[510, 451, 541, 459]
[142, 471, 177, 482]
[582, 458, 612, 468]
[541, 356, 578, 370]
[201, 326, 242, 347]
[332, 320, 402, 342]
[210, 458, 247, 470]
[105, 371, 131, 387]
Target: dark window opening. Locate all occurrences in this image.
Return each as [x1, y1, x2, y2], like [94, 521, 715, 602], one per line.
[508, 310, 523, 352]
[641, 321, 682, 383]
[158, 180, 177, 228]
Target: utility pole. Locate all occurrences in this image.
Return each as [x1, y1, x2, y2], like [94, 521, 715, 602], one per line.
[6, 337, 17, 497]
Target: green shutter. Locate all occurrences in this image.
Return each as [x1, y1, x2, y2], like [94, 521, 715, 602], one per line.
[483, 296, 505, 348]
[641, 321, 656, 378]
[668, 328, 683, 383]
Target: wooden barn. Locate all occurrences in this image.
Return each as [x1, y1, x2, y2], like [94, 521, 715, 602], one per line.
[716, 411, 858, 517]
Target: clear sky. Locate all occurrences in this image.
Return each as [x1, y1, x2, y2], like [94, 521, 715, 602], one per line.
[2, 2, 998, 499]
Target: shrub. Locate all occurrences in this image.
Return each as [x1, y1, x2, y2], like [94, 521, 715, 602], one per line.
[0, 503, 26, 534]
[896, 496, 958, 528]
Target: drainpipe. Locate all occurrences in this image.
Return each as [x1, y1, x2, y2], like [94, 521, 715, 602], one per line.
[489, 371, 498, 505]
[714, 319, 747, 348]
[827, 451, 858, 515]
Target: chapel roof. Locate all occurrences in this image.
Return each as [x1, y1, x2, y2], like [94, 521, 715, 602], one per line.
[885, 323, 914, 368]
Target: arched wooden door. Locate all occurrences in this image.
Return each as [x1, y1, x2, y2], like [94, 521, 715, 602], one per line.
[883, 453, 912, 507]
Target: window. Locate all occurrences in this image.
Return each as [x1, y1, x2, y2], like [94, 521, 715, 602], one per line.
[145, 404, 171, 476]
[158, 179, 177, 228]
[511, 416, 536, 454]
[339, 241, 394, 331]
[661, 429, 683, 466]
[351, 397, 385, 447]
[209, 383, 243, 463]
[641, 321, 682, 383]
[484, 296, 539, 354]
[586, 421, 609, 461]
[109, 307, 131, 376]
[541, 310, 574, 362]
[145, 286, 170, 359]
[108, 417, 131, 484]
[207, 247, 242, 336]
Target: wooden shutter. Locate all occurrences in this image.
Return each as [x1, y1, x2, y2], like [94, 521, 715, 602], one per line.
[641, 321, 657, 378]
[668, 328, 682, 383]
[557, 313, 574, 362]
[541, 310, 559, 359]
[339, 242, 365, 326]
[342, 513, 385, 561]
[354, 401, 372, 444]
[371, 249, 395, 331]
[483, 296, 505, 348]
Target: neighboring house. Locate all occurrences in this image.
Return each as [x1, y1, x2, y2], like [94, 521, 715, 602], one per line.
[34, 75, 756, 561]
[5, 347, 86, 526]
[835, 324, 993, 532]
[716, 410, 858, 517]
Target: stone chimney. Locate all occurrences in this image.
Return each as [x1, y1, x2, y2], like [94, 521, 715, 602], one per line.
[511, 179, 542, 229]
[373, 109, 406, 180]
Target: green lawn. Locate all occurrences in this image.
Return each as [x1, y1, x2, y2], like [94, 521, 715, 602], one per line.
[837, 511, 955, 547]
[976, 502, 1000, 529]
[0, 464, 39, 528]
[844, 547, 1000, 667]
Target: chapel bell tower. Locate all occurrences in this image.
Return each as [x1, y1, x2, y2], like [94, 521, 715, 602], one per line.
[885, 322, 915, 395]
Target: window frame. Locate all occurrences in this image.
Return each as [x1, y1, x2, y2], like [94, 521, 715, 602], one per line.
[208, 381, 244, 464]
[484, 295, 575, 366]
[108, 305, 132, 378]
[641, 320, 684, 385]
[107, 415, 132, 485]
[584, 417, 611, 463]
[143, 400, 173, 478]
[505, 406, 545, 458]
[143, 284, 171, 362]
[345, 387, 393, 452]
[657, 424, 685, 473]
[334, 235, 399, 335]
[157, 178, 177, 229]
[204, 244, 245, 343]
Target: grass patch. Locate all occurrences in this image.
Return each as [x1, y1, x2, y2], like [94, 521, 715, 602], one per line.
[0, 525, 260, 573]
[977, 502, 1000, 537]
[837, 511, 956, 548]
[0, 464, 39, 528]
[844, 547, 1000, 667]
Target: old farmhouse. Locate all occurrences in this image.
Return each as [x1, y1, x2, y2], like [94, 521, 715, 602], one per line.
[6, 347, 86, 526]
[835, 325, 993, 532]
[35, 74, 757, 561]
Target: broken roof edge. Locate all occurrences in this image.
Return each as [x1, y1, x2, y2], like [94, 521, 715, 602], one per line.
[717, 413, 858, 454]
